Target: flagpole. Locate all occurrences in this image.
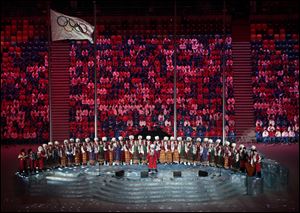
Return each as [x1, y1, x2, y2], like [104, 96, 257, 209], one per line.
[173, 0, 177, 139]
[222, 0, 226, 146]
[48, 3, 53, 143]
[93, 0, 97, 139]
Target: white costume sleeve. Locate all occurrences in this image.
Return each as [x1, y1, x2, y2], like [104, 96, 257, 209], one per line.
[193, 145, 197, 154]
[129, 146, 134, 154]
[235, 152, 239, 162]
[94, 146, 99, 153]
[185, 144, 189, 153]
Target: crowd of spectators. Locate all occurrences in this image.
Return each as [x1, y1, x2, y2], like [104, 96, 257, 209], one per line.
[69, 34, 235, 140]
[251, 23, 299, 143]
[1, 19, 49, 142]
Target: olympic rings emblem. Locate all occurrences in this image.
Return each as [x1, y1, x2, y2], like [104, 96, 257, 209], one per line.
[57, 15, 88, 34]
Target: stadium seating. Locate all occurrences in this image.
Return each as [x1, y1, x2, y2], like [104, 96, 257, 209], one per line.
[251, 23, 299, 143]
[69, 33, 235, 140]
[1, 18, 49, 142]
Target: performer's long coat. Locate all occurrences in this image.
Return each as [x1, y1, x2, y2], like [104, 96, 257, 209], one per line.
[147, 151, 158, 169]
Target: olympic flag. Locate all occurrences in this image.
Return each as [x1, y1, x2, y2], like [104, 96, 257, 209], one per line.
[50, 9, 95, 43]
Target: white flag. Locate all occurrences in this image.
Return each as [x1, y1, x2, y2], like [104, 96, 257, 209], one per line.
[50, 9, 94, 43]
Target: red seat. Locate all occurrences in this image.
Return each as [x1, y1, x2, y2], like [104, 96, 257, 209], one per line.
[292, 34, 298, 40]
[256, 34, 262, 40]
[279, 29, 285, 34]
[279, 33, 286, 40]
[267, 28, 274, 35]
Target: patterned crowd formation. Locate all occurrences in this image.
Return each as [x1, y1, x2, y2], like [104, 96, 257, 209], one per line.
[1, 18, 49, 142]
[69, 34, 235, 140]
[251, 23, 299, 143]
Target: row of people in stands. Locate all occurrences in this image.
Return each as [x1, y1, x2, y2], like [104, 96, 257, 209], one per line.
[251, 23, 299, 143]
[1, 19, 47, 45]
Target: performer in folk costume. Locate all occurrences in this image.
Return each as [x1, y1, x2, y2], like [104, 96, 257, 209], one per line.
[252, 147, 262, 178]
[159, 137, 167, 164]
[141, 137, 149, 165]
[47, 142, 54, 167]
[154, 136, 160, 149]
[200, 138, 207, 165]
[118, 136, 125, 164]
[199, 141, 204, 165]
[192, 140, 198, 166]
[37, 145, 46, 170]
[66, 139, 74, 167]
[131, 138, 140, 164]
[207, 139, 212, 163]
[165, 137, 173, 164]
[104, 138, 110, 165]
[246, 145, 257, 177]
[108, 138, 115, 165]
[230, 143, 239, 171]
[81, 138, 89, 166]
[186, 137, 194, 165]
[172, 139, 180, 164]
[123, 139, 131, 165]
[223, 141, 231, 169]
[27, 148, 37, 173]
[201, 140, 209, 166]
[178, 137, 186, 164]
[59, 140, 68, 167]
[129, 135, 136, 164]
[147, 144, 158, 173]
[208, 139, 216, 166]
[87, 140, 96, 166]
[239, 144, 246, 173]
[113, 140, 122, 165]
[153, 137, 159, 161]
[94, 138, 99, 163]
[53, 141, 60, 167]
[18, 149, 27, 173]
[216, 140, 223, 167]
[214, 139, 221, 166]
[98, 137, 106, 165]
[195, 138, 202, 164]
[74, 138, 81, 166]
[155, 137, 161, 163]
[42, 143, 48, 168]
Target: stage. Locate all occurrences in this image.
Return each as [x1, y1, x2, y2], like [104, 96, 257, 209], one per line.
[1, 143, 299, 212]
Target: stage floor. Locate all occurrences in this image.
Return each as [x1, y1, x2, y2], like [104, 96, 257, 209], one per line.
[1, 143, 299, 212]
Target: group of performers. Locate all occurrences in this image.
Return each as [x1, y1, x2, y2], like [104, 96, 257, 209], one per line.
[18, 136, 262, 177]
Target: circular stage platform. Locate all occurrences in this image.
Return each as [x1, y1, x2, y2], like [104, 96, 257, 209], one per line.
[16, 159, 288, 205]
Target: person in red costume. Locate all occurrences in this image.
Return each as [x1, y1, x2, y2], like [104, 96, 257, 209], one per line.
[18, 149, 27, 173]
[252, 147, 262, 178]
[147, 144, 158, 173]
[37, 146, 46, 171]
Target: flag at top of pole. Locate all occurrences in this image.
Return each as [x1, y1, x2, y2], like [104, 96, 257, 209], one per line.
[50, 9, 95, 43]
